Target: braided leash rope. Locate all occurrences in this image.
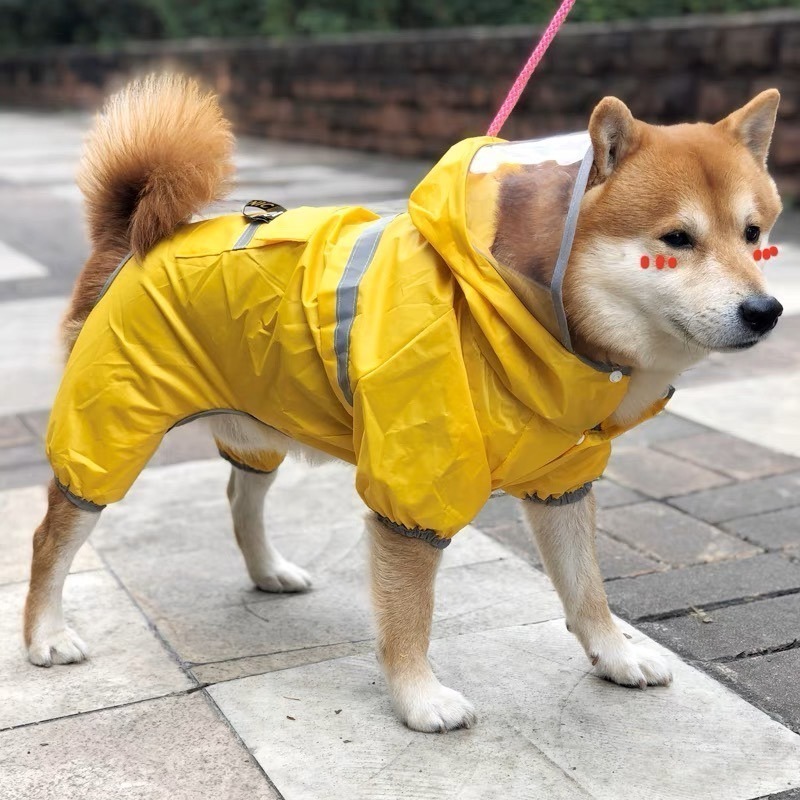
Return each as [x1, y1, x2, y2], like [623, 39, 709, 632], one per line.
[486, 0, 577, 137]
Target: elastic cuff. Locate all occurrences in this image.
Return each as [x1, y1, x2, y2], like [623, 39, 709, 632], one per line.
[376, 515, 451, 549]
[218, 449, 280, 475]
[55, 479, 105, 513]
[525, 481, 594, 507]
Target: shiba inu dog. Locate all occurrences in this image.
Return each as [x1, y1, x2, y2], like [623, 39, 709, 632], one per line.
[24, 75, 783, 733]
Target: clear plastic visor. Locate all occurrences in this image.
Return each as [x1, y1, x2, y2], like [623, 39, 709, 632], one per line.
[466, 132, 593, 351]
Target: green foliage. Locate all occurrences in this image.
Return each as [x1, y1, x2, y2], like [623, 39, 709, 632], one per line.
[0, 0, 796, 49]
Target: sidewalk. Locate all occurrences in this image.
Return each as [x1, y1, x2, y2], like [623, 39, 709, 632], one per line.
[2, 111, 800, 800]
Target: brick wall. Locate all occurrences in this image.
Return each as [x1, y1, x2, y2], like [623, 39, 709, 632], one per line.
[0, 10, 798, 192]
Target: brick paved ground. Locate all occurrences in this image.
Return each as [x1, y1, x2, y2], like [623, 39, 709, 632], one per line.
[3, 110, 800, 799]
[476, 413, 800, 735]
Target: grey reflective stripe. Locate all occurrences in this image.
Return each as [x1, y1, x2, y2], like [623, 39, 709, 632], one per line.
[233, 221, 261, 250]
[218, 449, 280, 475]
[377, 515, 451, 549]
[55, 479, 105, 513]
[96, 251, 133, 303]
[525, 481, 594, 506]
[550, 146, 595, 353]
[334, 215, 395, 404]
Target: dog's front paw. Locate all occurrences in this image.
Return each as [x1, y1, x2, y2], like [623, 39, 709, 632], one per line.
[590, 633, 672, 688]
[254, 558, 312, 593]
[393, 680, 477, 733]
[28, 626, 88, 667]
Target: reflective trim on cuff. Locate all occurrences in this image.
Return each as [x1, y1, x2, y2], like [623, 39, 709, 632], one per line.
[377, 514, 451, 549]
[55, 479, 105, 513]
[525, 481, 594, 507]
[218, 449, 280, 475]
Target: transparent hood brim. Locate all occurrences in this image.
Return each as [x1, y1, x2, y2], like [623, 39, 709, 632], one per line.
[468, 132, 594, 352]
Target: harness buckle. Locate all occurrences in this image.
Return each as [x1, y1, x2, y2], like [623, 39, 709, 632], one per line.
[242, 200, 287, 224]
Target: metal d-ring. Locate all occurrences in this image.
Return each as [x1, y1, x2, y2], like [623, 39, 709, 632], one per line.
[242, 199, 287, 224]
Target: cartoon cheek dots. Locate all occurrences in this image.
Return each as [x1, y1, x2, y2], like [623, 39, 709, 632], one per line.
[640, 255, 677, 270]
[754, 245, 779, 262]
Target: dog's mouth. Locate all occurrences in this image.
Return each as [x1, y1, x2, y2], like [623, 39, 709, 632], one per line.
[668, 317, 761, 353]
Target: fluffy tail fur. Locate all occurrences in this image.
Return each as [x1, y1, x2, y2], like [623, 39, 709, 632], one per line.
[78, 73, 234, 256]
[64, 74, 234, 351]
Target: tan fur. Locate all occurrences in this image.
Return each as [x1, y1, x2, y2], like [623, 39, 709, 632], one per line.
[24, 483, 82, 647]
[368, 514, 476, 731]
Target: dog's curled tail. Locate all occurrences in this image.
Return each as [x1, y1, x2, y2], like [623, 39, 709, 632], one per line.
[77, 73, 234, 258]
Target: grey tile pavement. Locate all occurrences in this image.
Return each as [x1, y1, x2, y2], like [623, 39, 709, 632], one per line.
[639, 592, 800, 661]
[604, 554, 800, 621]
[670, 471, 800, 524]
[0, 693, 280, 800]
[723, 507, 800, 550]
[714, 649, 800, 733]
[598, 501, 760, 567]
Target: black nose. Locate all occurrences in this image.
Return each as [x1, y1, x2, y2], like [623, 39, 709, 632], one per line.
[739, 295, 783, 335]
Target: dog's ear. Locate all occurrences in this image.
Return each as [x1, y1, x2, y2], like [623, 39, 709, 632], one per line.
[717, 89, 780, 167]
[588, 97, 637, 184]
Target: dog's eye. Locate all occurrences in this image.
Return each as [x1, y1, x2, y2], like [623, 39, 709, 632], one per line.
[660, 230, 693, 249]
[745, 225, 761, 244]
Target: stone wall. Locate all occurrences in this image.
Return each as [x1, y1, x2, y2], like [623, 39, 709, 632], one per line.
[0, 10, 798, 192]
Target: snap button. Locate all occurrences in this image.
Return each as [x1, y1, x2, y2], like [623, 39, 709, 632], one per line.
[576, 434, 586, 445]
[609, 370, 623, 383]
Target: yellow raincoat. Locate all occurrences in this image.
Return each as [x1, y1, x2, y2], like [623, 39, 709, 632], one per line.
[47, 136, 671, 546]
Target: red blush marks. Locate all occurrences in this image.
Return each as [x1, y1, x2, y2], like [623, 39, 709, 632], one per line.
[655, 255, 666, 270]
[640, 255, 650, 269]
[668, 256, 677, 269]
[763, 249, 772, 261]
[770, 245, 779, 257]
[754, 249, 762, 262]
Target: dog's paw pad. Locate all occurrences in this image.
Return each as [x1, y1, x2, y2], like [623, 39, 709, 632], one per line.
[255, 560, 312, 593]
[28, 627, 88, 667]
[592, 638, 672, 688]
[398, 683, 477, 733]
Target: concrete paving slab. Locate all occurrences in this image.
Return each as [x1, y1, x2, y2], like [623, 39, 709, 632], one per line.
[592, 477, 646, 508]
[0, 414, 32, 447]
[640, 593, 800, 660]
[0, 693, 279, 800]
[670, 471, 800, 523]
[655, 431, 800, 481]
[0, 239, 47, 281]
[605, 553, 800, 621]
[0, 296, 66, 416]
[598, 501, 759, 567]
[723, 506, 800, 550]
[209, 620, 800, 800]
[93, 459, 559, 670]
[670, 371, 800, 458]
[0, 571, 192, 730]
[605, 446, 731, 499]
[712, 648, 800, 733]
[0, 484, 102, 585]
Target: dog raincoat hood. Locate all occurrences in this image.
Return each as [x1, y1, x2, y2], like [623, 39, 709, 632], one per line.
[47, 136, 671, 545]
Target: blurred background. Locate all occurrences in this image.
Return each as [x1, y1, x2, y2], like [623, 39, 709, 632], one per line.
[0, 1, 793, 46]
[0, 1, 798, 197]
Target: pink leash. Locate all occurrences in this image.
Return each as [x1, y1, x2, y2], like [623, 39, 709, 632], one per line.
[486, 0, 577, 137]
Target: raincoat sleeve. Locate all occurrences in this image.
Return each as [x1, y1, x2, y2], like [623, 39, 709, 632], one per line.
[505, 438, 612, 505]
[351, 313, 492, 541]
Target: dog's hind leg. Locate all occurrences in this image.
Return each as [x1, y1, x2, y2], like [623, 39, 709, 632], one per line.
[211, 415, 310, 593]
[24, 482, 99, 666]
[522, 491, 672, 688]
[368, 514, 476, 732]
[225, 462, 311, 593]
